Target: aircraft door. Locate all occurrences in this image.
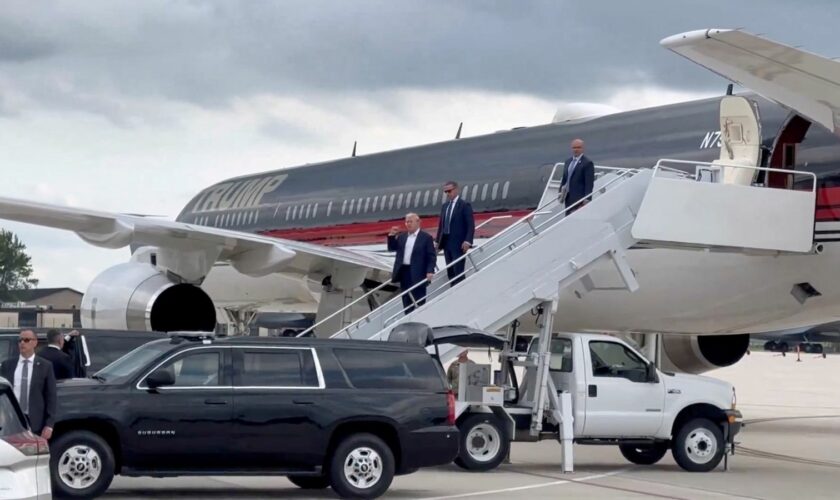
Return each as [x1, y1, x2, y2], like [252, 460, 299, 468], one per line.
[716, 96, 762, 185]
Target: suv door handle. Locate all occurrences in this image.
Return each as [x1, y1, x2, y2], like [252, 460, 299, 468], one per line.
[204, 398, 228, 405]
[588, 385, 597, 397]
[293, 400, 314, 405]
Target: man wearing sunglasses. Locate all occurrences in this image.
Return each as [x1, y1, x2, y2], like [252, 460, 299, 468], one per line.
[0, 330, 57, 440]
[435, 181, 475, 287]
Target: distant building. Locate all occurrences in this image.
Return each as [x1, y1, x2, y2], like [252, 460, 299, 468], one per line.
[0, 288, 83, 329]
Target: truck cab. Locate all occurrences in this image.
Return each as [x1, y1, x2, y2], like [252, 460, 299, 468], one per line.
[441, 329, 741, 473]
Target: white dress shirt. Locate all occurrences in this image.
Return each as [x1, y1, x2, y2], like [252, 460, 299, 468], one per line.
[13, 353, 35, 409]
[403, 229, 420, 265]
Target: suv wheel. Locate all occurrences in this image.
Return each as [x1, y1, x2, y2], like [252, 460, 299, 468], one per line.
[329, 433, 394, 499]
[454, 413, 509, 471]
[672, 418, 725, 472]
[288, 474, 330, 490]
[50, 430, 116, 498]
[619, 443, 669, 465]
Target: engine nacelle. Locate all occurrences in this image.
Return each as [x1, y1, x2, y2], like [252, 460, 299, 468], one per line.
[81, 262, 217, 332]
[661, 334, 750, 374]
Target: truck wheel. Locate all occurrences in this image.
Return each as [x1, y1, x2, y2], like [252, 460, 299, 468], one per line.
[329, 433, 394, 499]
[287, 474, 330, 489]
[50, 430, 115, 498]
[454, 414, 509, 471]
[618, 443, 668, 465]
[672, 418, 725, 472]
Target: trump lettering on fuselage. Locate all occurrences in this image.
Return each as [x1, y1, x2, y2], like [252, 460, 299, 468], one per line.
[191, 174, 287, 214]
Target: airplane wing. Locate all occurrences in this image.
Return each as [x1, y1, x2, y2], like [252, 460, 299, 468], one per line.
[661, 29, 840, 137]
[0, 196, 391, 282]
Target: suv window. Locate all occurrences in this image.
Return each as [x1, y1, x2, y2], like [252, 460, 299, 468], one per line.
[589, 341, 648, 383]
[158, 351, 222, 387]
[334, 349, 445, 391]
[97, 340, 172, 381]
[87, 335, 158, 371]
[0, 339, 12, 363]
[238, 349, 320, 388]
[0, 389, 26, 436]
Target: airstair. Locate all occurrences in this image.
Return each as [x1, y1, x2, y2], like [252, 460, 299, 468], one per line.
[299, 159, 818, 363]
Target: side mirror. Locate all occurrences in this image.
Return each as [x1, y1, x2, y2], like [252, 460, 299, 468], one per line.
[145, 369, 175, 389]
[646, 362, 659, 383]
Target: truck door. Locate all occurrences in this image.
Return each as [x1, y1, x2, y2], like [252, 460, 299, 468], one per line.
[582, 340, 665, 437]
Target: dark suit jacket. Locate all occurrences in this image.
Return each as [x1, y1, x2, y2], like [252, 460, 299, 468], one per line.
[387, 230, 437, 285]
[0, 356, 57, 433]
[38, 345, 75, 380]
[560, 154, 595, 207]
[436, 197, 475, 248]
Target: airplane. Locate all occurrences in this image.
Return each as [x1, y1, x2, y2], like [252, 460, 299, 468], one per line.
[2, 28, 840, 376]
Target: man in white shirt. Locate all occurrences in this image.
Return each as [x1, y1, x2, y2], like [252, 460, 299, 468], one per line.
[388, 213, 437, 313]
[0, 329, 57, 439]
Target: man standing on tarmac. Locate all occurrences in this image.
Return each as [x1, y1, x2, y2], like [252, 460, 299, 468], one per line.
[435, 181, 475, 286]
[38, 329, 75, 381]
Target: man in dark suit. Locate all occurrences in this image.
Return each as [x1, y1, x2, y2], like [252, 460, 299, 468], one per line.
[560, 138, 595, 213]
[38, 329, 75, 380]
[0, 329, 56, 439]
[388, 213, 437, 313]
[435, 181, 475, 286]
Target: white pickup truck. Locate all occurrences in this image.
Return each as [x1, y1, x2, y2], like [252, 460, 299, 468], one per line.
[426, 328, 742, 473]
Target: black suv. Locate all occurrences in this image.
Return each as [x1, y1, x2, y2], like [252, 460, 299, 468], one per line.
[49, 333, 459, 499]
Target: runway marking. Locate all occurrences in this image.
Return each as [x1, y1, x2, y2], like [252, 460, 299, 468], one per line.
[414, 468, 630, 499]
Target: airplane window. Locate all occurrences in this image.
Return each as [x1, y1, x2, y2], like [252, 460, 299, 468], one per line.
[502, 181, 510, 199]
[341, 200, 347, 215]
[365, 197, 371, 213]
[372, 196, 379, 212]
[253, 211, 258, 224]
[313, 203, 319, 218]
[471, 185, 479, 202]
[349, 199, 355, 215]
[389, 194, 395, 210]
[380, 196, 387, 211]
[357, 198, 364, 214]
[415, 191, 422, 208]
[215, 215, 220, 227]
[481, 184, 489, 201]
[327, 201, 333, 217]
[462, 185, 469, 200]
[292, 206, 298, 220]
[423, 190, 430, 206]
[397, 193, 403, 209]
[492, 182, 499, 200]
[406, 192, 412, 208]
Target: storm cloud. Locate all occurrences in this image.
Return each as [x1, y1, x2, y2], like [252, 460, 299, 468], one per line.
[2, 0, 838, 120]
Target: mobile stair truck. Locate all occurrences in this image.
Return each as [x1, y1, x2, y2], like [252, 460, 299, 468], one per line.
[299, 153, 817, 473]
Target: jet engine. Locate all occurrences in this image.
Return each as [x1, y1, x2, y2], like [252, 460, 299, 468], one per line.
[660, 334, 750, 374]
[80, 262, 217, 332]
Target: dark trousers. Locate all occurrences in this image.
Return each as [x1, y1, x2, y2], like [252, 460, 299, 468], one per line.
[441, 236, 467, 286]
[398, 266, 427, 313]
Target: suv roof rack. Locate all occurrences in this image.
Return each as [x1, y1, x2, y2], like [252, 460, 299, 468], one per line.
[168, 331, 216, 344]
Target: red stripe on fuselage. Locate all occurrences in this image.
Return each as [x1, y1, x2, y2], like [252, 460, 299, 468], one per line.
[259, 210, 532, 246]
[817, 186, 840, 221]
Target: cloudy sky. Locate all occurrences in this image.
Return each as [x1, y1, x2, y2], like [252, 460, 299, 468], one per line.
[1, 0, 838, 291]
